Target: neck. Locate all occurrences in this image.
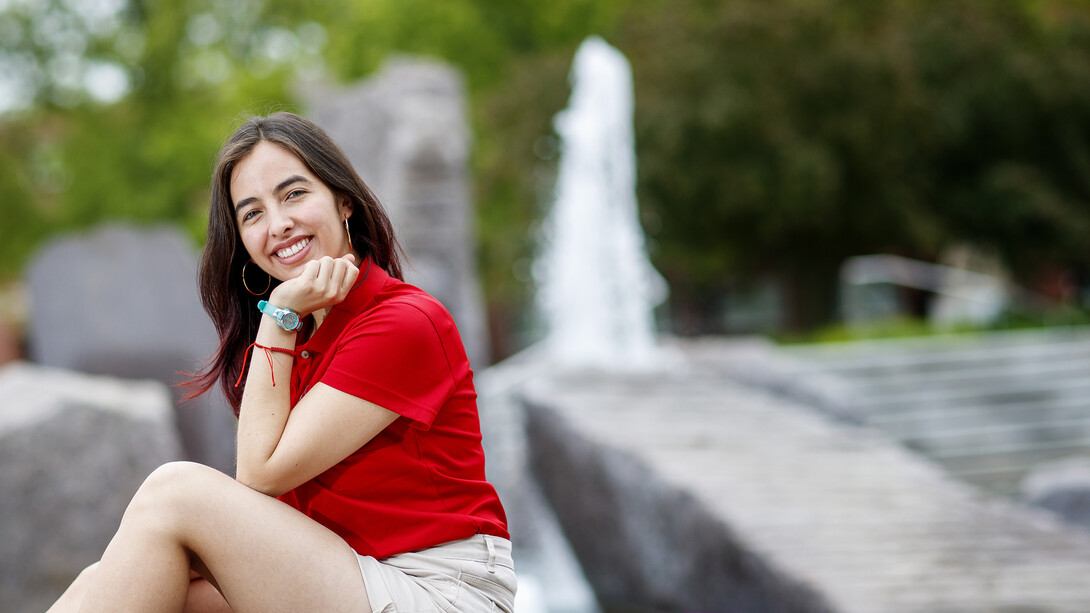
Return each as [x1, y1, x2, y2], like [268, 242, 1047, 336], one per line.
[312, 307, 331, 330]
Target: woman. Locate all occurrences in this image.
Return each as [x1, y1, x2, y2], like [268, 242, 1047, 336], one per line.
[46, 112, 514, 613]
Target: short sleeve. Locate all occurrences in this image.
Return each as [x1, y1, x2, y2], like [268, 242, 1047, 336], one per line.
[320, 298, 456, 429]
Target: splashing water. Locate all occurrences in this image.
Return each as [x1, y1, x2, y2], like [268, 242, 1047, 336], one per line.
[535, 37, 667, 369]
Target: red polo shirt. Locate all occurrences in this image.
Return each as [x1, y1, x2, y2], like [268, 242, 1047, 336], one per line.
[277, 259, 509, 559]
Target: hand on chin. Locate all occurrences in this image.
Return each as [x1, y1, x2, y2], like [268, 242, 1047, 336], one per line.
[268, 253, 359, 317]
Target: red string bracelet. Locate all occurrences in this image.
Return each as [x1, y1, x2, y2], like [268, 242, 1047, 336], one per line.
[235, 342, 299, 388]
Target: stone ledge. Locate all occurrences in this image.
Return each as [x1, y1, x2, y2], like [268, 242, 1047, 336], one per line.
[519, 339, 1090, 613]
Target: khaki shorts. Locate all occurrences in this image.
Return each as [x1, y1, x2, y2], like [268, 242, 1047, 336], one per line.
[355, 535, 517, 613]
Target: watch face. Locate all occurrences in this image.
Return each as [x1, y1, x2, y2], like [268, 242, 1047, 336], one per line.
[280, 311, 300, 330]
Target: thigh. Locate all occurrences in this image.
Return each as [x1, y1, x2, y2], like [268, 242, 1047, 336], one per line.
[152, 462, 369, 613]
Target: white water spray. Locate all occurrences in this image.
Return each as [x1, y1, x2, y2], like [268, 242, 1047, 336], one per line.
[535, 37, 667, 369]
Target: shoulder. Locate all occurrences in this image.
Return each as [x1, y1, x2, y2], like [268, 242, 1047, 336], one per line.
[343, 284, 459, 346]
[331, 284, 468, 386]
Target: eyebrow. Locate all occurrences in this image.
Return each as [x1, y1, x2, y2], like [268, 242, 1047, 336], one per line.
[234, 175, 313, 213]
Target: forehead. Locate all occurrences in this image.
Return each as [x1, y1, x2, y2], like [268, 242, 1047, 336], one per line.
[229, 141, 313, 199]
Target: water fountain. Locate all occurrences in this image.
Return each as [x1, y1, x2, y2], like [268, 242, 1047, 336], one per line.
[506, 38, 1090, 613]
[535, 36, 667, 369]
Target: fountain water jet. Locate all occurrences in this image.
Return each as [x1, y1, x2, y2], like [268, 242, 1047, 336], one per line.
[535, 37, 667, 369]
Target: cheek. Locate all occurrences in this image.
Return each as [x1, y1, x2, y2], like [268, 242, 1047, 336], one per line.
[238, 228, 266, 260]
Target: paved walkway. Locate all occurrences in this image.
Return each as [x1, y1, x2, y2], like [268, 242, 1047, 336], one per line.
[518, 337, 1090, 612]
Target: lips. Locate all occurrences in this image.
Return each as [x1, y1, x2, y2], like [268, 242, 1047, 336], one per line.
[273, 237, 311, 260]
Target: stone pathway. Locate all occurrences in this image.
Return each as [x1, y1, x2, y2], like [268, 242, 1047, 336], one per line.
[519, 337, 1090, 612]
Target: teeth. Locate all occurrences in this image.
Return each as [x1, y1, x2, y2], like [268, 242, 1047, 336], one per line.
[276, 238, 310, 258]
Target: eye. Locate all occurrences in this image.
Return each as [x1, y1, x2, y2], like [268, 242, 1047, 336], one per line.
[286, 189, 305, 200]
[240, 209, 260, 223]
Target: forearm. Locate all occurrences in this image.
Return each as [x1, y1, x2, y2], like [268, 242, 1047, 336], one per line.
[234, 319, 297, 492]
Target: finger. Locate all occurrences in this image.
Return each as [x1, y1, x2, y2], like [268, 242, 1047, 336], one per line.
[340, 262, 360, 294]
[324, 257, 347, 291]
[315, 256, 339, 283]
[302, 258, 322, 279]
[333, 257, 358, 291]
[341, 253, 356, 265]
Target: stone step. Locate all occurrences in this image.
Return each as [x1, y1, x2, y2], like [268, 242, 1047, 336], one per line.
[939, 445, 1090, 497]
[882, 406, 1090, 452]
[839, 375, 1090, 415]
[870, 392, 1090, 429]
[903, 416, 1090, 453]
[777, 331, 1090, 501]
[784, 327, 1090, 366]
[831, 351, 1090, 395]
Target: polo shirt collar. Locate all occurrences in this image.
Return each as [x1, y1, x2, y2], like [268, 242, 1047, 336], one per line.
[298, 257, 390, 353]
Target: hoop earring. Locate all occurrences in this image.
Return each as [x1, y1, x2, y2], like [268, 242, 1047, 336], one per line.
[241, 260, 271, 296]
[344, 217, 354, 252]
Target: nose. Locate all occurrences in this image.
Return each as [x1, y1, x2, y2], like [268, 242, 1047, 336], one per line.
[266, 204, 294, 236]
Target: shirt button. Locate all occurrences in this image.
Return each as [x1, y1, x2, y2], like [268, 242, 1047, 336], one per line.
[300, 350, 311, 359]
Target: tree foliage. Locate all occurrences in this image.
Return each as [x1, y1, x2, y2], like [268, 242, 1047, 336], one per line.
[617, 0, 1090, 329]
[2, 0, 1090, 347]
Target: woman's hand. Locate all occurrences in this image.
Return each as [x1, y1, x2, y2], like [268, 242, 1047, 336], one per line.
[267, 254, 359, 317]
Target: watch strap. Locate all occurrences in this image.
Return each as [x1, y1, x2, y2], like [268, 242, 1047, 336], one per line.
[256, 300, 301, 331]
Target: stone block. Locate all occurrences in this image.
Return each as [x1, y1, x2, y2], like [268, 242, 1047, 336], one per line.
[0, 362, 184, 612]
[520, 339, 1090, 612]
[524, 390, 832, 613]
[25, 223, 236, 473]
[302, 57, 491, 370]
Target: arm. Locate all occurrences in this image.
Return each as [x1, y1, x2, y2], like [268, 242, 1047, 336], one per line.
[234, 254, 398, 496]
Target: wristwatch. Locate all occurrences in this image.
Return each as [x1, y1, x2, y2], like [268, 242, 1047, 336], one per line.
[257, 300, 302, 331]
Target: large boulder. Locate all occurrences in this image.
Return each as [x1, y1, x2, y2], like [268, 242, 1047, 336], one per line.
[0, 362, 184, 612]
[302, 57, 492, 370]
[25, 223, 236, 473]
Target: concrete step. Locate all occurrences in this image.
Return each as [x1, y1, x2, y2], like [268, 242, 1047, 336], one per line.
[870, 392, 1090, 428]
[839, 376, 1090, 416]
[939, 446, 1090, 497]
[768, 328, 1090, 503]
[786, 334, 1090, 387]
[836, 351, 1090, 395]
[877, 399, 1090, 446]
[903, 416, 1090, 452]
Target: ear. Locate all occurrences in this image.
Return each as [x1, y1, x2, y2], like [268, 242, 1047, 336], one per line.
[338, 194, 354, 217]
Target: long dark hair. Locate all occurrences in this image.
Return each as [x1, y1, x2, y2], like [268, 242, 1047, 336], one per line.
[187, 112, 403, 413]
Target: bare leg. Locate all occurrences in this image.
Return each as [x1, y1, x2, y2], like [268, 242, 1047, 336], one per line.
[73, 461, 369, 613]
[45, 563, 99, 613]
[184, 579, 233, 613]
[47, 564, 232, 613]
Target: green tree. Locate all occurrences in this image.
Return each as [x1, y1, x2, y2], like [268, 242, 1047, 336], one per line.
[5, 0, 1090, 350]
[0, 0, 649, 358]
[615, 0, 1090, 331]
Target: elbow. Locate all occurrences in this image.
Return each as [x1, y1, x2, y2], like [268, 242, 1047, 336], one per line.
[235, 466, 293, 497]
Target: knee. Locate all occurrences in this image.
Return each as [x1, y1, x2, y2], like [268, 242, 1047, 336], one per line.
[74, 561, 99, 585]
[126, 462, 222, 526]
[59, 561, 99, 605]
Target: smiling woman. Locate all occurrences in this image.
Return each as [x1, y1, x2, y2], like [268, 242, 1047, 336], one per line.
[44, 112, 515, 613]
[231, 143, 355, 282]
